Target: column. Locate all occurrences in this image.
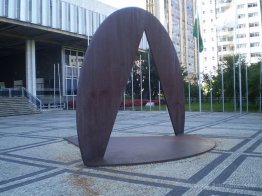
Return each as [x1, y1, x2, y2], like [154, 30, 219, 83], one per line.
[26, 40, 36, 96]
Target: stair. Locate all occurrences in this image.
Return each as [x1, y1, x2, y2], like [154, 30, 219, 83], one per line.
[0, 97, 41, 117]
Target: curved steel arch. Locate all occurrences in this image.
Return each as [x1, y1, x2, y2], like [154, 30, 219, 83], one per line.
[77, 8, 185, 163]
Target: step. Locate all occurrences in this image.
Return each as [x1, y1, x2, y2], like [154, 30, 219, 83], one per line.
[0, 97, 41, 117]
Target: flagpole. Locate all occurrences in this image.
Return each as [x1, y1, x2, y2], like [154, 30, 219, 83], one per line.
[233, 0, 237, 112]
[238, 59, 242, 113]
[193, 0, 202, 112]
[124, 90, 126, 111]
[259, 60, 261, 113]
[71, 63, 74, 110]
[188, 79, 191, 111]
[233, 0, 242, 114]
[221, 65, 224, 112]
[233, 57, 236, 112]
[158, 81, 161, 111]
[215, 0, 237, 111]
[198, 52, 202, 112]
[53, 64, 56, 107]
[58, 63, 62, 108]
[65, 65, 68, 110]
[148, 52, 152, 111]
[139, 55, 143, 111]
[131, 67, 134, 111]
[197, 18, 202, 112]
[210, 73, 213, 112]
[245, 63, 248, 112]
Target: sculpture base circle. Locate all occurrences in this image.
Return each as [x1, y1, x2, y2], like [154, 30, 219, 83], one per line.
[65, 134, 215, 167]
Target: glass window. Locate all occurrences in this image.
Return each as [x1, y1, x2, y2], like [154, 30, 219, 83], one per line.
[77, 52, 84, 67]
[227, 36, 233, 41]
[248, 12, 258, 17]
[65, 78, 78, 95]
[237, 43, 246, 48]
[69, 51, 77, 66]
[248, 3, 257, 8]
[249, 22, 259, 27]
[250, 42, 260, 47]
[64, 48, 85, 96]
[237, 24, 246, 28]
[238, 14, 245, 19]
[237, 34, 246, 38]
[251, 53, 261, 57]
[65, 50, 70, 65]
[239, 53, 247, 58]
[250, 32, 260, 37]
[237, 4, 244, 9]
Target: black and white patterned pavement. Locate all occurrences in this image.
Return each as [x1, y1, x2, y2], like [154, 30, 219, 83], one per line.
[0, 111, 261, 195]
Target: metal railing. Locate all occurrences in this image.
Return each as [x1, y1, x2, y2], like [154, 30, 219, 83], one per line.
[0, 87, 42, 111]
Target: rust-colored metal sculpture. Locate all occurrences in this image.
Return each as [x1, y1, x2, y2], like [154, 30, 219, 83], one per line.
[76, 8, 215, 166]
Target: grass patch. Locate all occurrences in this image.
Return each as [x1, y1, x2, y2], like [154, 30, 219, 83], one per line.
[121, 102, 261, 112]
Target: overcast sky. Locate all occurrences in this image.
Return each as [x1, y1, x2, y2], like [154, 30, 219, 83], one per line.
[99, 0, 146, 9]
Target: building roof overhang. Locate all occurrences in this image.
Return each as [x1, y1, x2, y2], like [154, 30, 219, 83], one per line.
[0, 17, 88, 57]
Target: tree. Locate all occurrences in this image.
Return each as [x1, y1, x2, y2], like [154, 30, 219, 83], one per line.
[202, 73, 214, 97]
[211, 55, 247, 103]
[125, 50, 160, 100]
[248, 61, 262, 102]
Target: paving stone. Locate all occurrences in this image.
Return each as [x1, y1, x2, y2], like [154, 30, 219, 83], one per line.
[0, 136, 49, 151]
[224, 156, 262, 188]
[0, 111, 261, 195]
[253, 142, 262, 153]
[0, 159, 46, 183]
[7, 141, 81, 164]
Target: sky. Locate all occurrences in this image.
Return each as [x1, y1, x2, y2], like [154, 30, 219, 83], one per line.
[99, 0, 146, 9]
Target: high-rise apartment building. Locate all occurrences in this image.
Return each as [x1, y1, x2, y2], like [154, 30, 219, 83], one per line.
[200, 0, 262, 75]
[146, 0, 197, 77]
[146, 0, 166, 25]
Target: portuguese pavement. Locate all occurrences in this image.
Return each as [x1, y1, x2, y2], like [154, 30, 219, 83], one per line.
[0, 111, 261, 195]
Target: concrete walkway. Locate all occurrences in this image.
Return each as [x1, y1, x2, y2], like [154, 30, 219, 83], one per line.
[0, 111, 261, 195]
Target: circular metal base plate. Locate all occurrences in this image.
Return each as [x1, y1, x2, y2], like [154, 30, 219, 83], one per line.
[65, 134, 215, 167]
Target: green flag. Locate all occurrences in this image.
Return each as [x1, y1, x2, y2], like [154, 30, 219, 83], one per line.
[193, 16, 204, 53]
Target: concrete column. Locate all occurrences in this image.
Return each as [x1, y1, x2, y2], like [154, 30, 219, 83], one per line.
[26, 40, 36, 96]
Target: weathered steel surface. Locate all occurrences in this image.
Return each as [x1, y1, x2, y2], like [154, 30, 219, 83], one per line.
[65, 135, 215, 166]
[77, 8, 185, 165]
